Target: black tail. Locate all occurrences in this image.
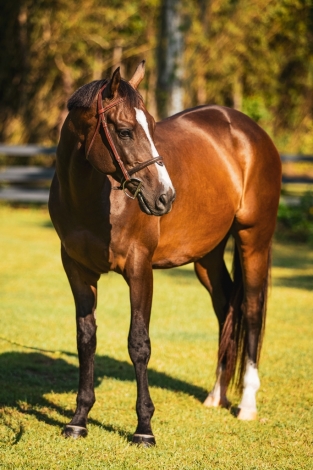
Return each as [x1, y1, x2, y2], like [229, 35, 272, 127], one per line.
[218, 241, 271, 390]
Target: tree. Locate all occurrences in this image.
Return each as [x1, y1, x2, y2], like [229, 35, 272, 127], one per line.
[1, 0, 313, 153]
[0, 0, 159, 143]
[156, 0, 184, 118]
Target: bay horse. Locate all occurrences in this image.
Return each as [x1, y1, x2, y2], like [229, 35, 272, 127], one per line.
[49, 61, 281, 446]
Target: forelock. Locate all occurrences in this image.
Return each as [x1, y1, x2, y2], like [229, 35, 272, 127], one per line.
[67, 79, 143, 111]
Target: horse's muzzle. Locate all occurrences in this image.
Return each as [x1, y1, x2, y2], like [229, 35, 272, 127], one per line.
[138, 187, 176, 216]
[155, 190, 176, 213]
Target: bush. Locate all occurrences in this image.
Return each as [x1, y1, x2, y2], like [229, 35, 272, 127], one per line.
[277, 192, 313, 243]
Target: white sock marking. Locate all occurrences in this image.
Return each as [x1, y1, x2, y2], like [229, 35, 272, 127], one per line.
[239, 360, 260, 412]
[207, 366, 222, 406]
[134, 107, 174, 191]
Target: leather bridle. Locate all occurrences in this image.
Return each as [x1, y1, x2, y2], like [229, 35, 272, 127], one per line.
[86, 82, 163, 199]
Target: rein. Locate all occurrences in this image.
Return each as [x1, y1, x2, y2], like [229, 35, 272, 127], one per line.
[86, 83, 163, 199]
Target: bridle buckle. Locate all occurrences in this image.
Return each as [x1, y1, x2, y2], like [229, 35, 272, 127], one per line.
[122, 178, 143, 199]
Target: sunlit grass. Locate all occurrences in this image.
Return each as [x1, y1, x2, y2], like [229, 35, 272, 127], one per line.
[0, 205, 312, 469]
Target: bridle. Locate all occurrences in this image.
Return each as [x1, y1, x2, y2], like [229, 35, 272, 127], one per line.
[86, 82, 163, 199]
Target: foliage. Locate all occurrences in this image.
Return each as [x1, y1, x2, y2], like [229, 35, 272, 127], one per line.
[1, 0, 313, 153]
[0, 0, 158, 143]
[0, 206, 313, 468]
[183, 0, 313, 152]
[277, 191, 313, 243]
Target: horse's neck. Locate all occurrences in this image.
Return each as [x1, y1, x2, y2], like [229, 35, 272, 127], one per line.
[56, 138, 108, 215]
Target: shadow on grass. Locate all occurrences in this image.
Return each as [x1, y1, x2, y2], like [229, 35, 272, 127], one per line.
[0, 351, 207, 441]
[272, 242, 313, 270]
[273, 274, 313, 290]
[271, 243, 313, 290]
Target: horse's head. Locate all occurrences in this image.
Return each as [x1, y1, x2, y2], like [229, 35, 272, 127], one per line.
[78, 62, 175, 216]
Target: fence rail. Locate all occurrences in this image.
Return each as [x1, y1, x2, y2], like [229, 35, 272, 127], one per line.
[0, 144, 57, 156]
[0, 144, 56, 203]
[280, 153, 313, 186]
[280, 154, 313, 163]
[1, 145, 313, 203]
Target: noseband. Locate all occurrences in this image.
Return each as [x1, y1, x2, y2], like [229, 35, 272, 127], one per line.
[86, 83, 163, 199]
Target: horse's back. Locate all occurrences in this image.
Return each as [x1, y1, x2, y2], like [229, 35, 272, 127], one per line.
[156, 105, 281, 177]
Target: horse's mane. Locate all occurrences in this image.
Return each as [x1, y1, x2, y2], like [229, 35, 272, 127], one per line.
[67, 78, 142, 111]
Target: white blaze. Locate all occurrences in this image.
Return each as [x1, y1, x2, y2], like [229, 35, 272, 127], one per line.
[238, 360, 260, 412]
[134, 107, 174, 191]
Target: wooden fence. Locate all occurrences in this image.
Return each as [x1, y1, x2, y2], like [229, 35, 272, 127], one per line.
[0, 144, 56, 203]
[0, 144, 313, 203]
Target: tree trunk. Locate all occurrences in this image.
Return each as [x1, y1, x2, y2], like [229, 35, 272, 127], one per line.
[18, 4, 28, 113]
[156, 0, 184, 119]
[112, 44, 125, 77]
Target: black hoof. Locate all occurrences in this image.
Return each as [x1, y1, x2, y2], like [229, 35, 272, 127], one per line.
[132, 433, 156, 447]
[62, 424, 88, 439]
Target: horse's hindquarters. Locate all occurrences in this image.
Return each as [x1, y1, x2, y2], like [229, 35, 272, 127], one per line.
[152, 105, 281, 269]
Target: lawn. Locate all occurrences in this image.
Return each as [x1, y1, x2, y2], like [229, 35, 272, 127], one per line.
[0, 205, 312, 469]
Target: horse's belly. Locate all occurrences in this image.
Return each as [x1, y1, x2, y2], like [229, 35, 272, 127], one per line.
[152, 210, 234, 268]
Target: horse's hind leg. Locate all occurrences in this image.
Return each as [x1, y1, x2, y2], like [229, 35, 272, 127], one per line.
[233, 227, 271, 421]
[61, 246, 100, 438]
[194, 236, 233, 408]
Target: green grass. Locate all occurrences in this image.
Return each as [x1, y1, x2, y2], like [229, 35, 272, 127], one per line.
[0, 205, 313, 469]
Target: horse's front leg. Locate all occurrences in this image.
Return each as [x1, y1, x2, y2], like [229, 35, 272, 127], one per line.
[123, 251, 155, 447]
[61, 246, 100, 438]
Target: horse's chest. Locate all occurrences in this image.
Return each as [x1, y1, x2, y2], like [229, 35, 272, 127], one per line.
[62, 228, 111, 273]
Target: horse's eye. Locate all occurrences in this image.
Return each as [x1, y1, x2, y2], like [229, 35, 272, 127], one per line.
[118, 129, 132, 139]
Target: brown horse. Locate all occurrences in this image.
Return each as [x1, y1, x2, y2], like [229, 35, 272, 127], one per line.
[49, 61, 281, 446]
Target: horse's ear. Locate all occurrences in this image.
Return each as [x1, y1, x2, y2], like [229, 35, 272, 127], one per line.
[129, 61, 146, 89]
[107, 67, 121, 98]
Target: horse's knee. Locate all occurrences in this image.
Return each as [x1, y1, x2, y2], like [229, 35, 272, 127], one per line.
[128, 321, 151, 365]
[77, 315, 97, 345]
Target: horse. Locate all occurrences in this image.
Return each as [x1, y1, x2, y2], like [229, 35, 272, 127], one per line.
[49, 61, 281, 446]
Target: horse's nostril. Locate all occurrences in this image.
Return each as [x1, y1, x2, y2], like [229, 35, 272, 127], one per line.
[155, 190, 175, 213]
[156, 194, 168, 211]
[159, 194, 167, 206]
